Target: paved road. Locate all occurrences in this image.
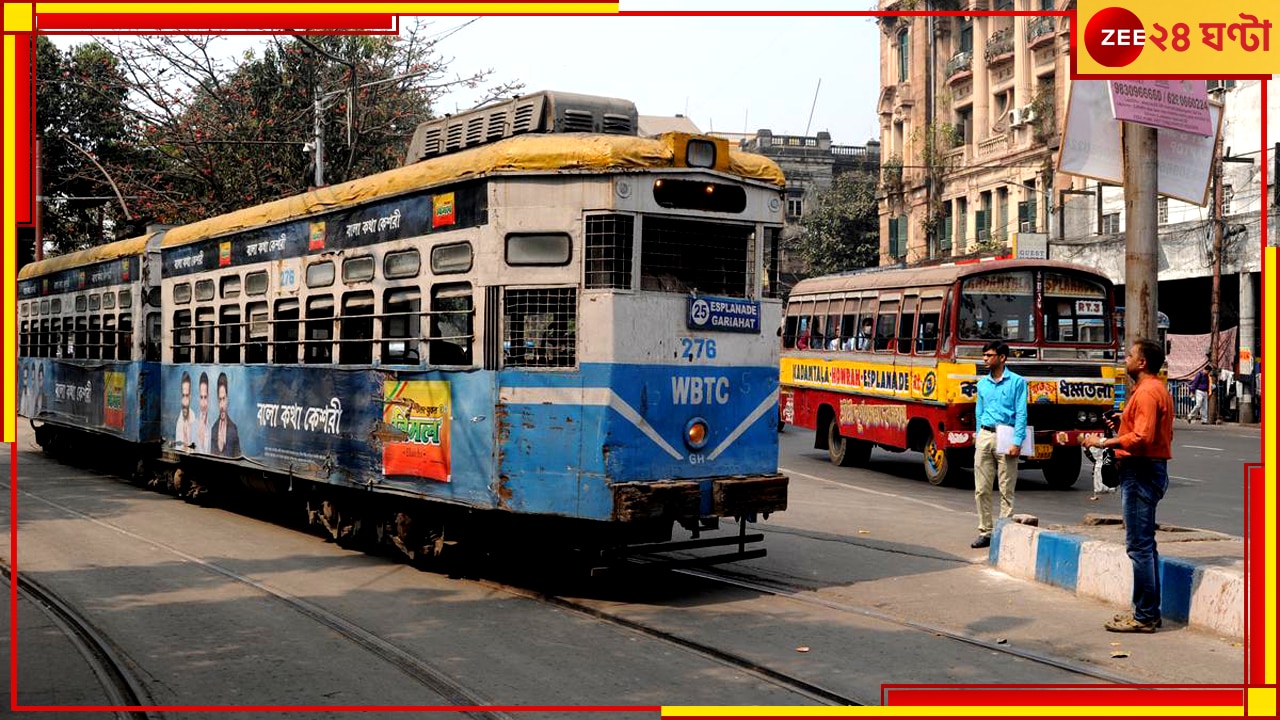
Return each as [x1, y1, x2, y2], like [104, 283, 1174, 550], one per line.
[779, 422, 1257, 537]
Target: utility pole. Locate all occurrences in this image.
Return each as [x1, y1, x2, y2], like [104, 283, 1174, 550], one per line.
[1208, 131, 1224, 424]
[35, 138, 42, 261]
[1121, 122, 1159, 351]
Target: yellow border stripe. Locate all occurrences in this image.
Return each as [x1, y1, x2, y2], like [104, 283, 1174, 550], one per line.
[1265, 246, 1276, 685]
[3, 34, 15, 443]
[1249, 688, 1277, 717]
[4, 4, 33, 31]
[36, 3, 618, 14]
[662, 707, 1243, 717]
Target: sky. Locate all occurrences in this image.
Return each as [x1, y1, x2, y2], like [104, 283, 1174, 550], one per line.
[49, 14, 885, 146]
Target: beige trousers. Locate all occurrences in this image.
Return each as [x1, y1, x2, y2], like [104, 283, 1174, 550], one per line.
[974, 427, 1019, 536]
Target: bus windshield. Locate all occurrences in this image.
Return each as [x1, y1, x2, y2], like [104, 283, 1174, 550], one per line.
[1043, 271, 1111, 344]
[957, 270, 1034, 342]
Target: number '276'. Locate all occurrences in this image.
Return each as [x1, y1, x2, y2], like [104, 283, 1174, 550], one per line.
[681, 338, 717, 360]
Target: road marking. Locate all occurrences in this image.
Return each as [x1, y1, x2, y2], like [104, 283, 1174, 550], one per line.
[779, 466, 961, 514]
[1181, 445, 1222, 451]
[1170, 475, 1204, 483]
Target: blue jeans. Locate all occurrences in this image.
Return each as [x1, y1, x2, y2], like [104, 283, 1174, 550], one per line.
[1120, 458, 1169, 623]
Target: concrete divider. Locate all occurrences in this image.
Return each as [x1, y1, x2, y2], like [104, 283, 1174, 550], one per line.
[989, 520, 1244, 638]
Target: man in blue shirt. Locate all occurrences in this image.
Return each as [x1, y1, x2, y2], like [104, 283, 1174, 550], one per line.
[971, 340, 1029, 548]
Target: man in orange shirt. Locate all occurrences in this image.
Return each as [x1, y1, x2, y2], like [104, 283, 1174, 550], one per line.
[1083, 338, 1174, 633]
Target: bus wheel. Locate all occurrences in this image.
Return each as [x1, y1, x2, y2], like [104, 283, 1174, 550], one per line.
[1042, 447, 1082, 489]
[827, 421, 870, 467]
[923, 434, 951, 486]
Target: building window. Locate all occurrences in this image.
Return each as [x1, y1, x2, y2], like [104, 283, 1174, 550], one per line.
[955, 106, 973, 144]
[958, 17, 973, 53]
[897, 30, 909, 83]
[1157, 197, 1169, 224]
[1018, 197, 1037, 232]
[1102, 212, 1121, 234]
[787, 192, 804, 218]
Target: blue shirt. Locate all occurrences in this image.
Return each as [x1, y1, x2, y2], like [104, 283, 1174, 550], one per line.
[976, 369, 1029, 445]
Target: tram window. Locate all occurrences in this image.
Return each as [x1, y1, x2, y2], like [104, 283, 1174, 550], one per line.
[74, 317, 88, 359]
[382, 288, 421, 364]
[897, 298, 918, 354]
[306, 261, 335, 289]
[640, 218, 751, 298]
[221, 276, 242, 299]
[103, 292, 115, 310]
[75, 295, 87, 312]
[118, 313, 133, 360]
[173, 309, 192, 363]
[875, 302, 898, 353]
[506, 233, 571, 266]
[195, 280, 215, 302]
[305, 296, 335, 364]
[245, 302, 268, 364]
[39, 319, 50, 357]
[384, 249, 420, 279]
[245, 271, 269, 296]
[49, 318, 61, 358]
[145, 312, 161, 362]
[20, 302, 28, 317]
[88, 315, 102, 360]
[19, 321, 27, 356]
[40, 299, 49, 315]
[430, 242, 473, 275]
[585, 214, 634, 289]
[342, 255, 376, 284]
[118, 289, 132, 309]
[51, 298, 63, 315]
[273, 299, 300, 364]
[195, 307, 215, 363]
[102, 315, 117, 361]
[503, 288, 575, 369]
[89, 294, 101, 311]
[219, 305, 241, 364]
[174, 283, 192, 305]
[339, 291, 375, 365]
[430, 283, 473, 366]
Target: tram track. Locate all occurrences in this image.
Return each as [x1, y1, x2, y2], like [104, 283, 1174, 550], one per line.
[5, 482, 513, 719]
[2, 560, 156, 720]
[674, 565, 1142, 685]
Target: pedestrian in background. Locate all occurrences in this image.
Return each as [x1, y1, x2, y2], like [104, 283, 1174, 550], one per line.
[1188, 364, 1209, 424]
[1084, 338, 1174, 633]
[970, 341, 1028, 549]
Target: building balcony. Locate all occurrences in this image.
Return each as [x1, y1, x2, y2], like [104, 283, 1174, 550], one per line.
[984, 28, 1015, 65]
[945, 51, 973, 82]
[1027, 16, 1056, 48]
[976, 132, 1011, 159]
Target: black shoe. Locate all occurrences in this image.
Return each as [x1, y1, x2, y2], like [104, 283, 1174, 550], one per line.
[971, 535, 991, 548]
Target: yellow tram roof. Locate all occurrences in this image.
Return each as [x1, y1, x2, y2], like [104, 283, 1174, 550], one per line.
[162, 132, 786, 250]
[17, 233, 156, 280]
[789, 259, 1111, 296]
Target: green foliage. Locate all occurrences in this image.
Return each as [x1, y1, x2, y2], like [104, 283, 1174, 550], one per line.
[796, 172, 881, 276]
[36, 36, 138, 253]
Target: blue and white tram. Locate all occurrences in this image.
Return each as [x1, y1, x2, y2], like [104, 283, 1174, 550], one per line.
[19, 92, 789, 566]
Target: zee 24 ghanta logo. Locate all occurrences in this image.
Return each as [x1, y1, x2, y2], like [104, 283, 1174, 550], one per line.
[1084, 6, 1271, 67]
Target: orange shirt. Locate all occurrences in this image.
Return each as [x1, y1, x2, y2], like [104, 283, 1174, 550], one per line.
[1115, 375, 1175, 460]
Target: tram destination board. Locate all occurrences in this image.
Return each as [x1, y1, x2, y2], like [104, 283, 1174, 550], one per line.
[687, 295, 761, 333]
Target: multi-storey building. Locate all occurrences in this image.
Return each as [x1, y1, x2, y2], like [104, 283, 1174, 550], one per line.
[876, 0, 1066, 264]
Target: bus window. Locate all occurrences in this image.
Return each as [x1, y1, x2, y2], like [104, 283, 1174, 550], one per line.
[824, 299, 843, 351]
[1043, 271, 1110, 344]
[916, 298, 942, 354]
[782, 305, 801, 349]
[875, 301, 898, 352]
[897, 297, 918, 354]
[810, 299, 829, 350]
[957, 270, 1034, 342]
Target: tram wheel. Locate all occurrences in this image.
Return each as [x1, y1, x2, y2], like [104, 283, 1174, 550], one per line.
[827, 421, 870, 467]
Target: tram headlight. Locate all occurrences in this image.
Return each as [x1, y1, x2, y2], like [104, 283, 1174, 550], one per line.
[685, 139, 717, 168]
[685, 418, 710, 450]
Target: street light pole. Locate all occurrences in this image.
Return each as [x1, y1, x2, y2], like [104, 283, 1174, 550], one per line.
[1121, 122, 1160, 351]
[311, 68, 435, 188]
[1208, 132, 1224, 424]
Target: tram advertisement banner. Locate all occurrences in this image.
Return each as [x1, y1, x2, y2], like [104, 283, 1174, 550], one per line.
[160, 366, 456, 484]
[381, 380, 452, 482]
[17, 358, 154, 442]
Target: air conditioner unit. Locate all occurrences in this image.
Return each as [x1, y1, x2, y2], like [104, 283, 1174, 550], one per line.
[1021, 105, 1039, 123]
[1008, 108, 1024, 127]
[1020, 221, 1035, 232]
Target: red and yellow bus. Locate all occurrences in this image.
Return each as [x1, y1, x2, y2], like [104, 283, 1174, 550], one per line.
[779, 260, 1121, 487]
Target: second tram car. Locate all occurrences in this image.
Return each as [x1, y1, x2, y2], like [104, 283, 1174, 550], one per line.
[18, 91, 789, 567]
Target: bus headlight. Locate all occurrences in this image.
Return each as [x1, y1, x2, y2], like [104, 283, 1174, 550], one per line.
[685, 418, 710, 450]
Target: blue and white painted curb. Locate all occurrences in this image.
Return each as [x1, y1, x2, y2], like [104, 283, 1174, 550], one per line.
[989, 520, 1243, 638]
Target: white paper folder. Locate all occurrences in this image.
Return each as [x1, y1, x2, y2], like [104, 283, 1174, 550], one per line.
[996, 424, 1035, 455]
